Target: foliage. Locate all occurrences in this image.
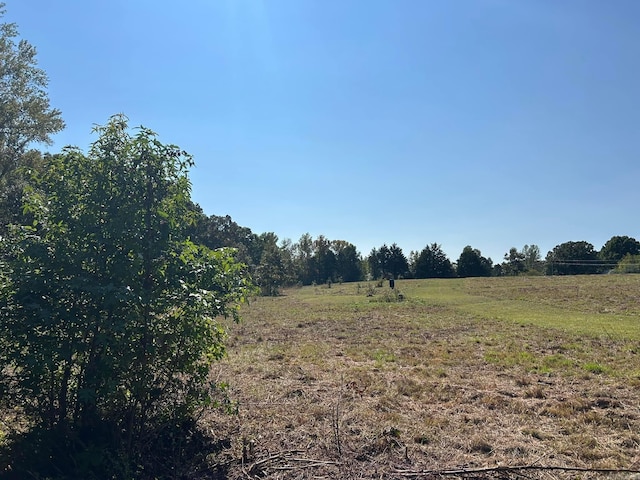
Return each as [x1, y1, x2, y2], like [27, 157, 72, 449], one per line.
[411, 243, 454, 278]
[313, 235, 336, 284]
[192, 212, 262, 267]
[368, 243, 409, 279]
[545, 241, 601, 275]
[0, 115, 255, 477]
[456, 246, 492, 277]
[599, 235, 640, 263]
[501, 245, 542, 276]
[0, 4, 64, 233]
[522, 244, 541, 271]
[503, 247, 525, 275]
[333, 240, 363, 283]
[254, 232, 295, 296]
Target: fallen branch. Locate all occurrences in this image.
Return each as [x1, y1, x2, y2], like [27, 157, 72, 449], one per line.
[247, 450, 341, 476]
[394, 464, 640, 477]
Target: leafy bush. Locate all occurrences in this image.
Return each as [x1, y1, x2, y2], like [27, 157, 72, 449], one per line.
[0, 115, 255, 477]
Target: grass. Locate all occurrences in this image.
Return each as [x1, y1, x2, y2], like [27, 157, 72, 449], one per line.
[198, 274, 640, 478]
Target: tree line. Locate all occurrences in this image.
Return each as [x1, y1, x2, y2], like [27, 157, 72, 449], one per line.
[186, 211, 640, 294]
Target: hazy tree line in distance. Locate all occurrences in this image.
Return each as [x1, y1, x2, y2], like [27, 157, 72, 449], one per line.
[187, 213, 640, 295]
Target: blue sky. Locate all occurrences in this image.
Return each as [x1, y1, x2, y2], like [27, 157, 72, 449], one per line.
[7, 1, 640, 263]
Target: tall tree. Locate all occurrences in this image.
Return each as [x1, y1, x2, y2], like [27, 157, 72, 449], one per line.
[387, 243, 410, 278]
[368, 247, 382, 280]
[413, 243, 454, 278]
[545, 241, 600, 275]
[599, 235, 640, 264]
[192, 213, 260, 267]
[368, 243, 409, 279]
[522, 244, 542, 271]
[503, 247, 525, 276]
[255, 232, 292, 296]
[457, 246, 492, 277]
[332, 240, 363, 282]
[293, 233, 315, 285]
[0, 4, 64, 232]
[0, 3, 64, 185]
[314, 235, 336, 284]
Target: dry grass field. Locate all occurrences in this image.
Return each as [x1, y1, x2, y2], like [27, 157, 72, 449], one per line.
[204, 275, 640, 479]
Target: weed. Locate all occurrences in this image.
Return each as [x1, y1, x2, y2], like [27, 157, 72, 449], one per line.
[583, 362, 608, 374]
[373, 349, 396, 367]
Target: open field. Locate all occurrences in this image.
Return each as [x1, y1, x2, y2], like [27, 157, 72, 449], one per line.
[205, 275, 640, 479]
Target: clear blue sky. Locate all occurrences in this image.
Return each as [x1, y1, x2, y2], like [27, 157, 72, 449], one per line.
[7, 1, 640, 263]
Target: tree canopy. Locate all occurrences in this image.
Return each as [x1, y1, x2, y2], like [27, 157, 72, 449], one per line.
[599, 235, 640, 263]
[545, 241, 601, 275]
[0, 4, 64, 232]
[457, 246, 492, 278]
[412, 243, 455, 278]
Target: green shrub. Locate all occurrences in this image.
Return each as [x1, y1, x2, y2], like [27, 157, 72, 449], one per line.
[0, 116, 255, 478]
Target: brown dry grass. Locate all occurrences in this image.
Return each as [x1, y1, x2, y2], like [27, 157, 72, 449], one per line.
[201, 276, 640, 479]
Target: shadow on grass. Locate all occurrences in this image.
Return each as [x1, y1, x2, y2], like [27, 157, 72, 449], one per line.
[0, 418, 230, 480]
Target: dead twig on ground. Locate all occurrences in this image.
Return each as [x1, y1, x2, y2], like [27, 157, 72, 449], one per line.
[393, 464, 640, 477]
[247, 449, 341, 477]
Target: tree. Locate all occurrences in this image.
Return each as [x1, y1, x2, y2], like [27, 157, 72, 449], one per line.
[522, 244, 542, 272]
[368, 247, 383, 280]
[255, 232, 294, 295]
[0, 4, 64, 205]
[503, 247, 525, 276]
[599, 235, 640, 264]
[413, 243, 454, 278]
[0, 116, 254, 476]
[545, 241, 600, 275]
[192, 213, 261, 267]
[313, 235, 336, 284]
[289, 233, 312, 285]
[332, 240, 363, 283]
[368, 243, 409, 279]
[456, 246, 492, 277]
[387, 243, 410, 278]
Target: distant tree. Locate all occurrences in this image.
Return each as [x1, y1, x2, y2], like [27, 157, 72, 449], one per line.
[457, 246, 492, 277]
[332, 240, 363, 282]
[255, 233, 292, 295]
[368, 243, 409, 279]
[503, 247, 525, 276]
[193, 214, 261, 267]
[413, 243, 454, 278]
[599, 236, 640, 264]
[368, 247, 383, 280]
[314, 235, 336, 284]
[0, 4, 64, 232]
[387, 243, 410, 278]
[522, 244, 542, 272]
[293, 233, 315, 285]
[545, 241, 600, 275]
